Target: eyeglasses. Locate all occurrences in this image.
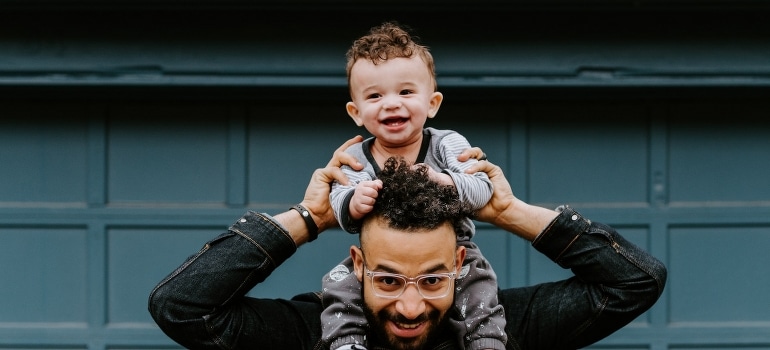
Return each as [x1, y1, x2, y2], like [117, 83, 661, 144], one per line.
[364, 266, 456, 299]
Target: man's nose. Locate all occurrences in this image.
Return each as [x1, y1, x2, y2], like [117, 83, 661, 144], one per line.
[395, 285, 427, 319]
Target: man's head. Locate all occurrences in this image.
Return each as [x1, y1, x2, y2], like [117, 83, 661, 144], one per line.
[349, 157, 472, 349]
[344, 22, 443, 149]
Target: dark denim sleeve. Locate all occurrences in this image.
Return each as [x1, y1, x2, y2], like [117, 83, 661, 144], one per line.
[500, 206, 667, 350]
[147, 211, 323, 349]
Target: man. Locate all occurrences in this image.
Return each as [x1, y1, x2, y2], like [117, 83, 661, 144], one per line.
[148, 135, 667, 349]
[346, 155, 480, 350]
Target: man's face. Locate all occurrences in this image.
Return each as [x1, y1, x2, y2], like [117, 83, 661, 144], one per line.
[351, 217, 465, 350]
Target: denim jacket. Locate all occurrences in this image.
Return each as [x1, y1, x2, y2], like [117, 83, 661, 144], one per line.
[148, 206, 666, 350]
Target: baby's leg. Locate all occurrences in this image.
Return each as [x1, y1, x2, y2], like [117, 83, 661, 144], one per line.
[321, 256, 368, 350]
[453, 241, 507, 350]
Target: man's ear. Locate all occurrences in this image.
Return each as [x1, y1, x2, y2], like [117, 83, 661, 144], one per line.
[350, 245, 365, 282]
[454, 245, 466, 273]
[346, 102, 364, 126]
[427, 91, 443, 118]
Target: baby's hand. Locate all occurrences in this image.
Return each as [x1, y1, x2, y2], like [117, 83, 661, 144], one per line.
[350, 179, 383, 220]
[418, 164, 455, 187]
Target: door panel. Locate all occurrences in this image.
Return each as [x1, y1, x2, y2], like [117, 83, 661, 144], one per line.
[0, 93, 768, 348]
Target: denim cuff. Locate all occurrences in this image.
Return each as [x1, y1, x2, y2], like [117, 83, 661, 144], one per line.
[228, 210, 297, 268]
[531, 205, 592, 263]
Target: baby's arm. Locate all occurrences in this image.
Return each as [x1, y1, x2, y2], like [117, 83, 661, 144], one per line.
[330, 163, 377, 233]
[437, 132, 494, 210]
[348, 180, 383, 220]
[421, 165, 456, 187]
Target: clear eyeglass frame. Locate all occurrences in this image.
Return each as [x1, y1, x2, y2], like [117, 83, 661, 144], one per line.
[364, 266, 456, 299]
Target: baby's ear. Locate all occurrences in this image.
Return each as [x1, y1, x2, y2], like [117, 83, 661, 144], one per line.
[428, 91, 444, 118]
[346, 102, 364, 126]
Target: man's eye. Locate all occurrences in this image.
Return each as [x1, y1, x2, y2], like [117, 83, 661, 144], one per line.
[377, 276, 402, 286]
[421, 276, 441, 285]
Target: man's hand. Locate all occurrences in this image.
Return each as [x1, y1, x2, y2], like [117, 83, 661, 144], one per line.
[463, 157, 515, 226]
[462, 149, 558, 241]
[301, 135, 364, 233]
[326, 135, 365, 171]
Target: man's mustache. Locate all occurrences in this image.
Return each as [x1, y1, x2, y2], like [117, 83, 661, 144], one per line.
[382, 310, 432, 324]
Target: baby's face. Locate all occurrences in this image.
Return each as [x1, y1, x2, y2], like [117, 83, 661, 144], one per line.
[346, 55, 442, 149]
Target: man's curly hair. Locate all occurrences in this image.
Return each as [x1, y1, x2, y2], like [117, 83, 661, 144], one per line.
[370, 156, 474, 235]
[345, 21, 437, 91]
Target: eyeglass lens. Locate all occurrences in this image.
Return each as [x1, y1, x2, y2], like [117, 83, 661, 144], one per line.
[369, 272, 453, 298]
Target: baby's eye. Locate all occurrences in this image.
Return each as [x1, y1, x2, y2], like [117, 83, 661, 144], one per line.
[399, 89, 414, 95]
[366, 93, 381, 99]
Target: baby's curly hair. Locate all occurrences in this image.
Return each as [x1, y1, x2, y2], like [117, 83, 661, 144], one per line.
[345, 21, 437, 90]
[370, 156, 473, 235]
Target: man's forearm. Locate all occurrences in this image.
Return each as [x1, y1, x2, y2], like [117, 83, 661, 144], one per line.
[148, 211, 298, 348]
[276, 208, 318, 245]
[503, 206, 667, 349]
[495, 199, 559, 242]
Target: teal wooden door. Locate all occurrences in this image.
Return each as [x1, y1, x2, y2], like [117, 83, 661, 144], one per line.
[2, 2, 769, 348]
[1, 92, 768, 349]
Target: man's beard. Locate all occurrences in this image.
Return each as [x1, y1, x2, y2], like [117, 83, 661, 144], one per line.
[362, 299, 448, 350]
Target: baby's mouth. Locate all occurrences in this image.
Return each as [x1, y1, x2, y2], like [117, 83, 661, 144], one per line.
[382, 117, 408, 126]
